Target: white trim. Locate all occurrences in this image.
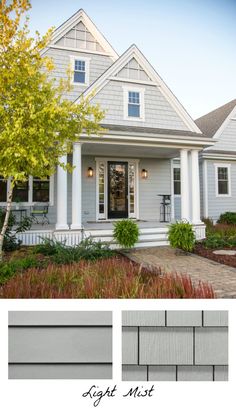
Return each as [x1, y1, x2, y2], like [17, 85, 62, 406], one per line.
[78, 45, 201, 133]
[48, 9, 118, 60]
[213, 105, 236, 139]
[95, 157, 139, 221]
[170, 159, 175, 220]
[110, 76, 159, 86]
[122, 85, 145, 121]
[70, 55, 90, 86]
[0, 175, 54, 207]
[214, 163, 231, 197]
[201, 152, 236, 160]
[47, 44, 112, 57]
[203, 160, 208, 218]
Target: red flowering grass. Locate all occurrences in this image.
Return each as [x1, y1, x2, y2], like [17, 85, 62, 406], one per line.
[0, 256, 215, 298]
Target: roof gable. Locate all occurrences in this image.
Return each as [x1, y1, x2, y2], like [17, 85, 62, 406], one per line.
[48, 9, 118, 60]
[79, 45, 201, 133]
[195, 99, 236, 138]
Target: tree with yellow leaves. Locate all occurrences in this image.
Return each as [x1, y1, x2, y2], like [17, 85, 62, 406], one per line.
[0, 0, 104, 260]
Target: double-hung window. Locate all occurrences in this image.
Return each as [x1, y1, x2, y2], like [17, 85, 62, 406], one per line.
[216, 165, 231, 196]
[12, 180, 29, 202]
[123, 86, 145, 120]
[173, 167, 181, 195]
[74, 60, 86, 83]
[71, 56, 90, 85]
[128, 91, 140, 117]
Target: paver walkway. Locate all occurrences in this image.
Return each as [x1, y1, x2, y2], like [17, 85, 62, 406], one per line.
[127, 246, 236, 298]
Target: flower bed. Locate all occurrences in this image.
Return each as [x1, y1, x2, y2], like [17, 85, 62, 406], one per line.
[0, 255, 214, 299]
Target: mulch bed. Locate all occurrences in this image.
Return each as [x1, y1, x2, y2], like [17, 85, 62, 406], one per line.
[194, 244, 236, 268]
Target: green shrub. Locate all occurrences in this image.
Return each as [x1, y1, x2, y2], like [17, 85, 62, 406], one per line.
[0, 256, 39, 285]
[113, 219, 139, 249]
[168, 221, 195, 252]
[35, 237, 114, 264]
[202, 233, 236, 249]
[218, 212, 236, 225]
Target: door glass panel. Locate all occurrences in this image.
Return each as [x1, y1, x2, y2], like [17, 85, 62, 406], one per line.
[108, 162, 128, 218]
[129, 163, 135, 215]
[98, 163, 105, 216]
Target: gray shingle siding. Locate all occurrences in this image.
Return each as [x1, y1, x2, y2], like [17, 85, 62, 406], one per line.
[44, 47, 113, 101]
[122, 310, 228, 382]
[91, 80, 189, 130]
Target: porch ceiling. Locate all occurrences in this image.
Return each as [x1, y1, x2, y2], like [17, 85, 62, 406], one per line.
[82, 142, 179, 158]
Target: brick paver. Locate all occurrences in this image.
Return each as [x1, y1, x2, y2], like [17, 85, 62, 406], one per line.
[127, 246, 236, 298]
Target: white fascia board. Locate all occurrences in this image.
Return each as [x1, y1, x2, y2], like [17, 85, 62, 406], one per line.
[201, 152, 236, 161]
[213, 104, 236, 139]
[80, 133, 214, 148]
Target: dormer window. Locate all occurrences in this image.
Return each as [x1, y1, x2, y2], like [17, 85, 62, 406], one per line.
[70, 56, 90, 86]
[123, 86, 145, 121]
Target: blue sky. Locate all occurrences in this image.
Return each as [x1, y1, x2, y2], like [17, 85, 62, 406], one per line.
[28, 0, 236, 118]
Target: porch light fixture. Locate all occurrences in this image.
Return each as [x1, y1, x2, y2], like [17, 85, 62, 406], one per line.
[87, 167, 94, 177]
[141, 169, 148, 179]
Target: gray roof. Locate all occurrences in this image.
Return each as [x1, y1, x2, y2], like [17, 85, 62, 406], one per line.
[195, 99, 236, 138]
[101, 124, 204, 138]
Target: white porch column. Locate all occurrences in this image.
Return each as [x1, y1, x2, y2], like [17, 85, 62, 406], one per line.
[191, 149, 201, 224]
[71, 142, 82, 230]
[180, 149, 190, 221]
[55, 154, 69, 230]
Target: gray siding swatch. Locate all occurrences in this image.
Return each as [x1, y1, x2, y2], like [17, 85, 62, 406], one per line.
[177, 366, 213, 381]
[195, 327, 228, 365]
[122, 310, 228, 382]
[148, 365, 176, 381]
[9, 327, 112, 363]
[9, 311, 112, 379]
[203, 311, 228, 327]
[122, 365, 147, 381]
[140, 327, 193, 365]
[9, 311, 112, 326]
[9, 364, 112, 379]
[122, 327, 138, 364]
[167, 311, 202, 327]
[122, 311, 165, 326]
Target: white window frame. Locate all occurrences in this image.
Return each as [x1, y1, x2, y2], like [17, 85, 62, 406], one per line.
[123, 85, 145, 121]
[95, 158, 139, 221]
[173, 164, 181, 197]
[70, 55, 90, 86]
[0, 176, 54, 206]
[214, 163, 231, 197]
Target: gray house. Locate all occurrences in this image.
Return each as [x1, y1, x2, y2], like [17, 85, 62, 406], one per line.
[0, 9, 215, 247]
[195, 100, 236, 222]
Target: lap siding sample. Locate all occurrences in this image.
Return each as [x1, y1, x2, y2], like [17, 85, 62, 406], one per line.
[8, 311, 112, 379]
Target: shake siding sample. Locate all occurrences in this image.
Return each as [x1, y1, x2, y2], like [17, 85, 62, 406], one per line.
[122, 310, 228, 382]
[9, 311, 112, 379]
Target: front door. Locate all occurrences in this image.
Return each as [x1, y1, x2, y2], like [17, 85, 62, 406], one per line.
[108, 161, 128, 219]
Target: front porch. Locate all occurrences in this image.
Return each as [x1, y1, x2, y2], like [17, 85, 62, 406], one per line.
[15, 220, 206, 248]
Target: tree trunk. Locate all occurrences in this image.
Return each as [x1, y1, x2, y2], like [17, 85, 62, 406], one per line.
[0, 182, 13, 262]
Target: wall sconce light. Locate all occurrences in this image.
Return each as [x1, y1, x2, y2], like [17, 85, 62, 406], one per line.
[87, 167, 94, 177]
[141, 169, 148, 179]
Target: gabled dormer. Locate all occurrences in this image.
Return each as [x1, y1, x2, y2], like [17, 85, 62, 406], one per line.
[43, 9, 118, 100]
[78, 44, 201, 133]
[196, 99, 236, 153]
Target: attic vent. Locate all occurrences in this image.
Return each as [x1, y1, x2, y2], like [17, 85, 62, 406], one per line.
[117, 57, 152, 81]
[55, 21, 105, 52]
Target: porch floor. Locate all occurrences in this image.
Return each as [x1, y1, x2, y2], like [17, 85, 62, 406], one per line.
[21, 220, 170, 232]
